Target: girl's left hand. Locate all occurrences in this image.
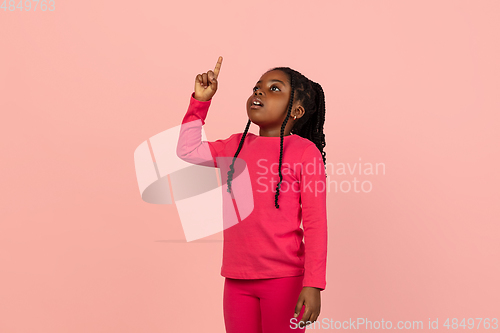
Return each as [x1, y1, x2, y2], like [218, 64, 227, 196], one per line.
[294, 286, 321, 328]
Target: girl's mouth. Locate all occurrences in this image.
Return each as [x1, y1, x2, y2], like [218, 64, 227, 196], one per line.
[250, 97, 264, 109]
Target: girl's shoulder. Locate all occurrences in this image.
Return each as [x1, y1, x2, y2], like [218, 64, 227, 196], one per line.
[292, 135, 318, 151]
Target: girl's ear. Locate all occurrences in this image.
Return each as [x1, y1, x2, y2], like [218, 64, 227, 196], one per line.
[293, 105, 306, 119]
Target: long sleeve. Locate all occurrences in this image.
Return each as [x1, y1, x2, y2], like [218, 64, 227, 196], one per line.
[300, 144, 328, 290]
[176, 92, 235, 168]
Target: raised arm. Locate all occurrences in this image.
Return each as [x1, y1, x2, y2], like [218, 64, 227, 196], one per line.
[176, 93, 217, 167]
[176, 56, 233, 168]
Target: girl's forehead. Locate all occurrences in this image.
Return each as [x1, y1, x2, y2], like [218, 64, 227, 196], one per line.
[258, 71, 288, 84]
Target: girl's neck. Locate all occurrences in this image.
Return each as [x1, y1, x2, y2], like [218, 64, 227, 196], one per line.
[252, 132, 295, 138]
[258, 129, 292, 137]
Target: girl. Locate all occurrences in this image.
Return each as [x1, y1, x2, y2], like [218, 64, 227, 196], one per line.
[177, 56, 328, 333]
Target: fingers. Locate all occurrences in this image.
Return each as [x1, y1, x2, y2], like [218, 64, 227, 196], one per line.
[294, 297, 307, 328]
[296, 304, 320, 328]
[213, 56, 223, 79]
[294, 294, 304, 318]
[196, 55, 222, 90]
[298, 308, 312, 328]
[207, 70, 217, 84]
[196, 74, 203, 86]
[294, 300, 303, 319]
[301, 309, 321, 327]
[196, 74, 207, 88]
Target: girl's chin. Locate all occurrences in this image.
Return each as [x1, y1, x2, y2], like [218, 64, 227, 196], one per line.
[246, 114, 260, 124]
[248, 107, 262, 113]
[247, 109, 265, 119]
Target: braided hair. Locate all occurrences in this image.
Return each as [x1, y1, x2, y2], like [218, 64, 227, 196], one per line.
[226, 67, 327, 209]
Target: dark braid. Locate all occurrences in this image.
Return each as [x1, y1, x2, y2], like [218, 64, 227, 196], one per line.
[226, 67, 327, 209]
[226, 119, 251, 194]
[274, 73, 295, 208]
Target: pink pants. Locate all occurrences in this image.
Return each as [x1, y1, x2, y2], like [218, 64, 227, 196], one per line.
[223, 275, 307, 333]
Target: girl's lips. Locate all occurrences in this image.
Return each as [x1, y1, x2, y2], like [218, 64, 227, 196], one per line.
[250, 104, 264, 109]
[251, 97, 264, 106]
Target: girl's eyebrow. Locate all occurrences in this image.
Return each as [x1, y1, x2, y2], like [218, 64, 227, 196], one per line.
[256, 79, 285, 85]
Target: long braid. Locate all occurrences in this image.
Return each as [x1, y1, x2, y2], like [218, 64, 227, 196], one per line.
[271, 68, 327, 172]
[312, 82, 327, 172]
[227, 67, 327, 209]
[226, 119, 251, 194]
[274, 74, 295, 208]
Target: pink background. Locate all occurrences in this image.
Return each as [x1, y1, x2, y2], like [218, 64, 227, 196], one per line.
[1, 1, 499, 332]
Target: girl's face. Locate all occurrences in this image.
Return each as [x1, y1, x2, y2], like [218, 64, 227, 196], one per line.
[246, 70, 303, 137]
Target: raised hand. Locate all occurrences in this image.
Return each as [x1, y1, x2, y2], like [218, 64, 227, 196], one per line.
[194, 56, 223, 102]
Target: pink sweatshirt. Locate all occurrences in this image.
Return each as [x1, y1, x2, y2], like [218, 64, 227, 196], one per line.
[177, 92, 328, 290]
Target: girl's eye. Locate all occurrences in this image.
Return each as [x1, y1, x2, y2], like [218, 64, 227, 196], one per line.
[253, 86, 280, 92]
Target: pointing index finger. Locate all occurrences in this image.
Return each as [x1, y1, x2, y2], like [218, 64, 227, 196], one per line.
[213, 56, 223, 79]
